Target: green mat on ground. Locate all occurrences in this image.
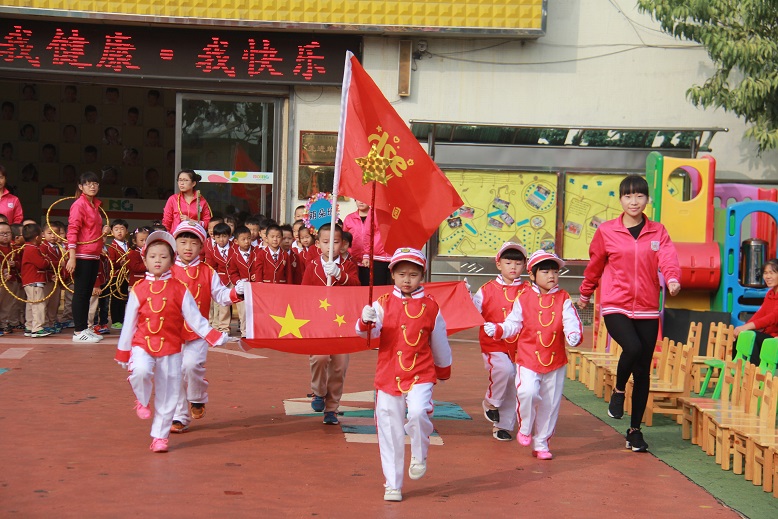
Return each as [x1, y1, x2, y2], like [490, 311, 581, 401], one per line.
[563, 379, 778, 519]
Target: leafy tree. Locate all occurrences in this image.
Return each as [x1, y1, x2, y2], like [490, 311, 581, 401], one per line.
[638, 0, 778, 151]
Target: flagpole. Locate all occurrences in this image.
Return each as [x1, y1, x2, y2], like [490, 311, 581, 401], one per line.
[328, 51, 354, 287]
[367, 181, 377, 307]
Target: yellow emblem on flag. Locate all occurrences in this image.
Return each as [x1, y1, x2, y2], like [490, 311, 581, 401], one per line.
[355, 144, 392, 186]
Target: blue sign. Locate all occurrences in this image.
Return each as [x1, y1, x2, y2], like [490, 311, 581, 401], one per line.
[307, 197, 334, 230]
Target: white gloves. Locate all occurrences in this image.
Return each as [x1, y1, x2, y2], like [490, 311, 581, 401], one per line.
[567, 332, 582, 347]
[463, 277, 472, 292]
[214, 332, 230, 347]
[484, 322, 497, 337]
[117, 361, 129, 370]
[361, 305, 377, 323]
[323, 261, 341, 279]
[235, 279, 245, 295]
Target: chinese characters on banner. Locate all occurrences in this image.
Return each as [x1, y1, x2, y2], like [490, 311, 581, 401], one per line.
[0, 19, 360, 85]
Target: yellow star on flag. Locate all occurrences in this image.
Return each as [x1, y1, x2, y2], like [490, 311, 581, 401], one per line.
[333, 314, 346, 327]
[270, 305, 310, 338]
[319, 299, 331, 311]
[355, 145, 392, 186]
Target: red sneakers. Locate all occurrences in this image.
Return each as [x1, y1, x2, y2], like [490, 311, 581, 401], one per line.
[150, 438, 169, 453]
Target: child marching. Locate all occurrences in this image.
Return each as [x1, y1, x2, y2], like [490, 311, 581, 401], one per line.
[484, 250, 582, 460]
[114, 231, 229, 453]
[357, 248, 452, 502]
[472, 242, 530, 441]
[169, 222, 243, 433]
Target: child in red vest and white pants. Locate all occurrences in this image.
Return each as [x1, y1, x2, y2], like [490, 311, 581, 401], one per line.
[357, 248, 452, 502]
[472, 242, 530, 441]
[114, 231, 229, 453]
[484, 250, 582, 460]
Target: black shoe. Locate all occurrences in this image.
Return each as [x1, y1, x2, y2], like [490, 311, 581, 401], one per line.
[493, 429, 512, 441]
[482, 400, 500, 424]
[608, 390, 625, 419]
[625, 428, 649, 452]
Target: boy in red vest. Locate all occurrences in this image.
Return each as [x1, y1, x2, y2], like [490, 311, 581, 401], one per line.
[257, 223, 292, 284]
[472, 242, 530, 441]
[302, 223, 359, 424]
[357, 247, 452, 502]
[484, 250, 582, 460]
[170, 222, 243, 432]
[228, 225, 260, 338]
[114, 231, 229, 453]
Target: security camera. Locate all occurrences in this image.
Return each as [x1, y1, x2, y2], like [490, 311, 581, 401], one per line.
[417, 40, 428, 53]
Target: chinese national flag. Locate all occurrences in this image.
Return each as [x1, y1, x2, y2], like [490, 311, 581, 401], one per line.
[241, 282, 483, 355]
[335, 52, 463, 252]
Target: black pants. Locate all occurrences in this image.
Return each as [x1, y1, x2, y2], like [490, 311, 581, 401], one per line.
[72, 259, 99, 333]
[751, 331, 771, 365]
[603, 314, 660, 430]
[358, 260, 392, 287]
[110, 281, 128, 325]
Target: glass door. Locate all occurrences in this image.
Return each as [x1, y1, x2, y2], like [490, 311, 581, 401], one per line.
[176, 93, 283, 219]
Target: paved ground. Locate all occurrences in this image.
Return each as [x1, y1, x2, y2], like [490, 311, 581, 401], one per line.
[0, 328, 742, 518]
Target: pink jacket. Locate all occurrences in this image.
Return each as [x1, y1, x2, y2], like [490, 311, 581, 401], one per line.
[162, 193, 211, 232]
[579, 214, 681, 319]
[0, 188, 23, 224]
[342, 210, 390, 263]
[67, 196, 104, 260]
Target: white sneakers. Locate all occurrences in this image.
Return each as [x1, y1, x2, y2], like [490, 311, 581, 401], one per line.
[72, 329, 103, 343]
[383, 487, 402, 502]
[408, 457, 427, 480]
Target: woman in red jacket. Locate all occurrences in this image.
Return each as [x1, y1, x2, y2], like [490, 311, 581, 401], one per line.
[66, 171, 111, 343]
[577, 175, 681, 453]
[733, 258, 778, 364]
[0, 165, 23, 224]
[161, 170, 211, 232]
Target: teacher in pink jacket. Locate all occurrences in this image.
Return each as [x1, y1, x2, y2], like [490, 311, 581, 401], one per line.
[577, 175, 681, 453]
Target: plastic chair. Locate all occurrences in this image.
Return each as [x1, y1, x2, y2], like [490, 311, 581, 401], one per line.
[700, 330, 756, 399]
[758, 337, 778, 375]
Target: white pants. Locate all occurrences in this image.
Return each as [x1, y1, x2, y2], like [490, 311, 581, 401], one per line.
[482, 352, 517, 432]
[515, 365, 566, 452]
[375, 383, 434, 490]
[128, 347, 182, 440]
[173, 339, 209, 425]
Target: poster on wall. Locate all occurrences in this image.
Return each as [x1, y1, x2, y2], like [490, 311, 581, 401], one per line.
[562, 173, 627, 260]
[438, 171, 558, 258]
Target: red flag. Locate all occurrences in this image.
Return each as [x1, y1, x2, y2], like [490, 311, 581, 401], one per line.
[232, 143, 263, 213]
[241, 281, 483, 355]
[334, 52, 463, 252]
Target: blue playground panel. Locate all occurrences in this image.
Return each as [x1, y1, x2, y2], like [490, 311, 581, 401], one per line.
[715, 201, 778, 325]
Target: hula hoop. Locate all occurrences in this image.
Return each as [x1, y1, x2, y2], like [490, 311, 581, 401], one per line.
[0, 245, 58, 303]
[47, 196, 110, 245]
[55, 251, 115, 299]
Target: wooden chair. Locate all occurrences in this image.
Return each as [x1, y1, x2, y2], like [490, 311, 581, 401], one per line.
[729, 372, 776, 478]
[693, 322, 735, 395]
[579, 323, 619, 392]
[679, 359, 742, 444]
[701, 330, 756, 399]
[638, 341, 694, 426]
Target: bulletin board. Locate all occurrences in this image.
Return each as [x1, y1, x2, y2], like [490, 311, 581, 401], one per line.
[438, 170, 558, 258]
[562, 173, 627, 260]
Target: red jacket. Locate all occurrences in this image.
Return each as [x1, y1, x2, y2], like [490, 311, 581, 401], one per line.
[302, 255, 360, 286]
[0, 188, 23, 224]
[579, 214, 681, 319]
[126, 248, 146, 287]
[40, 241, 63, 283]
[162, 193, 212, 232]
[0, 244, 20, 282]
[748, 288, 778, 337]
[67, 196, 104, 260]
[204, 242, 233, 285]
[257, 247, 292, 284]
[228, 246, 261, 284]
[21, 243, 51, 286]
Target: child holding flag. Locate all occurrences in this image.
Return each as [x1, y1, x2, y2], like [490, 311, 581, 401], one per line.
[114, 231, 229, 453]
[357, 247, 452, 502]
[484, 250, 582, 460]
[302, 223, 359, 425]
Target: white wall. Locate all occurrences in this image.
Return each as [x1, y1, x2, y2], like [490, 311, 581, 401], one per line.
[291, 0, 778, 215]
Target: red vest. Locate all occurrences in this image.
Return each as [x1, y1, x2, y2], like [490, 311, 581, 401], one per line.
[375, 293, 440, 395]
[171, 262, 215, 342]
[130, 278, 190, 357]
[514, 289, 569, 373]
[479, 280, 529, 357]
